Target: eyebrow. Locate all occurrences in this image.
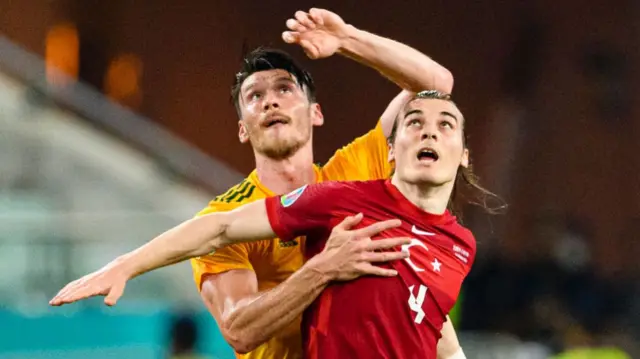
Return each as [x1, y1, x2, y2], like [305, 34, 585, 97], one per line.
[404, 109, 423, 118]
[242, 76, 297, 94]
[441, 111, 459, 123]
[404, 109, 459, 123]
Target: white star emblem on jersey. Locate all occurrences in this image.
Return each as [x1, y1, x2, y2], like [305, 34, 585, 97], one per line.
[431, 258, 441, 272]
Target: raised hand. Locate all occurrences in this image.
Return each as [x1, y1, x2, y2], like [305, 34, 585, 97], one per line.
[49, 259, 130, 307]
[281, 8, 351, 59]
[309, 213, 411, 281]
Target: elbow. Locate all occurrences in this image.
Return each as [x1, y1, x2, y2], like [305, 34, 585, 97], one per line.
[436, 68, 454, 94]
[220, 323, 260, 354]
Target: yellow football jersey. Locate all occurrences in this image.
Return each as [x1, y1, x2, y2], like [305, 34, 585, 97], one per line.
[190, 121, 391, 359]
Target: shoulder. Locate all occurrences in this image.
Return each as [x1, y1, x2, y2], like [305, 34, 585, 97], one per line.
[446, 220, 477, 251]
[212, 177, 260, 204]
[197, 176, 263, 216]
[316, 178, 385, 192]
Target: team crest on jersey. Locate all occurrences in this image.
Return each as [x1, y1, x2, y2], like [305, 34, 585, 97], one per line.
[280, 185, 307, 207]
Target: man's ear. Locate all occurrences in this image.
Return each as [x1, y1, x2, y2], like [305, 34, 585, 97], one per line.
[238, 121, 249, 143]
[460, 148, 469, 168]
[388, 142, 395, 163]
[311, 103, 324, 126]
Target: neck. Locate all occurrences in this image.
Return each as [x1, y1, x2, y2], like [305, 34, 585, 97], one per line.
[390, 175, 454, 215]
[254, 141, 316, 195]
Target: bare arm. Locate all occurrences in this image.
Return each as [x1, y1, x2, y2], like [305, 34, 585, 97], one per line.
[284, 9, 453, 138]
[199, 215, 409, 353]
[380, 90, 415, 137]
[49, 200, 276, 306]
[285, 8, 453, 93]
[121, 200, 274, 279]
[337, 24, 453, 94]
[339, 29, 452, 134]
[437, 316, 464, 359]
[201, 266, 327, 354]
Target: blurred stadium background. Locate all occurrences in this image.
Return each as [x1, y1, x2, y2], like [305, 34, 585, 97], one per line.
[0, 1, 638, 358]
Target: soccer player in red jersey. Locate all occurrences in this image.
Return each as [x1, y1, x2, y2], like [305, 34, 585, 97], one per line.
[51, 90, 495, 359]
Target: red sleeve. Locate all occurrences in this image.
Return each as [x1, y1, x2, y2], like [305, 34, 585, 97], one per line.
[264, 182, 342, 242]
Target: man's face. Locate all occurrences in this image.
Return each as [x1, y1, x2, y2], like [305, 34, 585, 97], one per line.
[390, 98, 469, 186]
[237, 69, 323, 159]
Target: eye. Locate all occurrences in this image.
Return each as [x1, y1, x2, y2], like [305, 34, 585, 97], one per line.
[248, 92, 262, 101]
[279, 85, 292, 94]
[407, 118, 422, 127]
[440, 120, 454, 129]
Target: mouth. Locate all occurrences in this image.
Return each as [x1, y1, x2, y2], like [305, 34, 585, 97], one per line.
[416, 147, 439, 163]
[263, 115, 290, 128]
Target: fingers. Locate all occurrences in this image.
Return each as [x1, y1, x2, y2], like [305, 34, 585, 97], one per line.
[285, 18, 306, 33]
[367, 237, 412, 251]
[294, 10, 316, 29]
[104, 282, 125, 306]
[281, 31, 319, 59]
[49, 282, 75, 306]
[308, 8, 324, 26]
[299, 40, 319, 59]
[50, 283, 101, 306]
[362, 250, 409, 263]
[333, 213, 364, 231]
[353, 219, 402, 238]
[358, 264, 398, 277]
[49, 273, 112, 306]
[282, 31, 299, 44]
[285, 10, 321, 34]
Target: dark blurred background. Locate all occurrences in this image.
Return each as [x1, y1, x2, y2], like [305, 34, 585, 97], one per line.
[0, 1, 638, 358]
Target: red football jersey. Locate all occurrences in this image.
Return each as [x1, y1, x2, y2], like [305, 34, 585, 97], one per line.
[264, 179, 476, 359]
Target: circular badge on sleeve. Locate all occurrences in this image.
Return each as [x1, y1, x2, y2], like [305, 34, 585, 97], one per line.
[280, 185, 308, 207]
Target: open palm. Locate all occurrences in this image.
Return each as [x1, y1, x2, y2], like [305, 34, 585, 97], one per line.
[282, 8, 350, 59]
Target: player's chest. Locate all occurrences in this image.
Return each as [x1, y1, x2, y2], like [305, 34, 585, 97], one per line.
[375, 221, 471, 293]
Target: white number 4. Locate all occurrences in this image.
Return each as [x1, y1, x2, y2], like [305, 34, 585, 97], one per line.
[408, 284, 428, 324]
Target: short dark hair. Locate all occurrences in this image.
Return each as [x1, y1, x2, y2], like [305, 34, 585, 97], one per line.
[387, 90, 505, 219]
[231, 47, 317, 117]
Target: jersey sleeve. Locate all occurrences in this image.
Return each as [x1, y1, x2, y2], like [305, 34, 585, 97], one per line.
[264, 182, 342, 242]
[190, 200, 260, 290]
[321, 120, 392, 181]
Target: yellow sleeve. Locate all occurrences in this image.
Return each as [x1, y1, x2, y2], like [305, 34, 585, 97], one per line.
[321, 120, 392, 181]
[190, 200, 258, 291]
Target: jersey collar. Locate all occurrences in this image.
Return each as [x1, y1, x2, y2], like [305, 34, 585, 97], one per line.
[248, 165, 322, 197]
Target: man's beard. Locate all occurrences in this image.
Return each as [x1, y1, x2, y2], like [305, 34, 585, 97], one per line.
[252, 131, 309, 160]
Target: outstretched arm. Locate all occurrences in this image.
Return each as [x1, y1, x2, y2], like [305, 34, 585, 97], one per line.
[50, 200, 276, 306]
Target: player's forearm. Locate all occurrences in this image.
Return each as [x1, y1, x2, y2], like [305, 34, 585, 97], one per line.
[116, 215, 227, 279]
[437, 316, 463, 359]
[221, 260, 330, 352]
[338, 25, 453, 94]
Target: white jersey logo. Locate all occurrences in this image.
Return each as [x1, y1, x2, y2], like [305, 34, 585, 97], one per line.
[401, 238, 429, 272]
[411, 225, 435, 236]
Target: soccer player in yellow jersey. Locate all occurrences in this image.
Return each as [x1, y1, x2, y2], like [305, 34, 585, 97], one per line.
[189, 9, 465, 359]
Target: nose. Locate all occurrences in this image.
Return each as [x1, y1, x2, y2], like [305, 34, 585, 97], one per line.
[262, 92, 280, 111]
[421, 124, 438, 141]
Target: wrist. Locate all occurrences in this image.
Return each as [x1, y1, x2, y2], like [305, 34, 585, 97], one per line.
[337, 24, 362, 55]
[110, 253, 138, 279]
[446, 348, 466, 359]
[303, 254, 335, 284]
